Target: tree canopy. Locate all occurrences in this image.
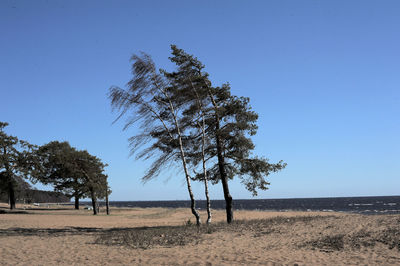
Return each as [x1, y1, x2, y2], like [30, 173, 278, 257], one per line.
[33, 141, 109, 214]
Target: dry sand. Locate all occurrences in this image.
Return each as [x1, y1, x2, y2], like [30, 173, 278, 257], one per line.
[0, 203, 399, 265]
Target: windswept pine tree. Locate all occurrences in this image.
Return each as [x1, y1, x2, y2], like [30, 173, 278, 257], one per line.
[109, 46, 286, 224]
[109, 53, 202, 225]
[165, 46, 287, 223]
[163, 58, 214, 224]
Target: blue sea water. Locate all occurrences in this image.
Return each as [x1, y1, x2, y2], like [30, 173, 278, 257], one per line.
[103, 196, 400, 215]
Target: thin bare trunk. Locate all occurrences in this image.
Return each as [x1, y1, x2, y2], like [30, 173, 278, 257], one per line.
[176, 127, 201, 226]
[144, 99, 201, 225]
[190, 78, 212, 224]
[156, 86, 201, 226]
[172, 109, 200, 224]
[201, 125, 212, 224]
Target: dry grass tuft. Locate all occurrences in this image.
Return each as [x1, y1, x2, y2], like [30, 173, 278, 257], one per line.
[95, 215, 333, 249]
[301, 227, 400, 252]
[95, 225, 206, 249]
[95, 214, 400, 252]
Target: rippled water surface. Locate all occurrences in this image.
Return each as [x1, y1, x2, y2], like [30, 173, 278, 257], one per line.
[100, 196, 400, 215]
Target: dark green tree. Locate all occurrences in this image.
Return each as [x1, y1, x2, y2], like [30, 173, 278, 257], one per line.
[35, 141, 86, 209]
[0, 122, 36, 209]
[34, 141, 109, 214]
[73, 150, 109, 215]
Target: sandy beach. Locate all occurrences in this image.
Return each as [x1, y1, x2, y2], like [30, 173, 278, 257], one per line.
[0, 203, 399, 265]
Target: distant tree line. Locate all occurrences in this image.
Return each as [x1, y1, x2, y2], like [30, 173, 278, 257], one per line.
[0, 185, 70, 204]
[109, 45, 286, 224]
[0, 122, 110, 214]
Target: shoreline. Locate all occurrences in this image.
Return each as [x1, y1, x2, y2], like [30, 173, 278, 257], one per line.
[1, 201, 399, 216]
[75, 195, 400, 215]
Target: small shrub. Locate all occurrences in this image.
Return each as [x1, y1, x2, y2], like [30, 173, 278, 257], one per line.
[305, 234, 345, 252]
[301, 226, 400, 252]
[376, 228, 400, 251]
[185, 219, 193, 226]
[95, 225, 202, 249]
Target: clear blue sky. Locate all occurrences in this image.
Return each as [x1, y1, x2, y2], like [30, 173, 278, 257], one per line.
[1, 0, 399, 200]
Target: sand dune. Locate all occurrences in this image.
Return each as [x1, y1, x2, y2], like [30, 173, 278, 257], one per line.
[0, 203, 399, 265]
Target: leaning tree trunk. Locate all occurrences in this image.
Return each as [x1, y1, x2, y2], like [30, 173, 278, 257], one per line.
[207, 89, 233, 224]
[177, 136, 201, 226]
[192, 80, 212, 224]
[203, 164, 212, 224]
[215, 129, 233, 223]
[168, 97, 201, 226]
[8, 181, 16, 210]
[74, 195, 80, 210]
[90, 188, 98, 215]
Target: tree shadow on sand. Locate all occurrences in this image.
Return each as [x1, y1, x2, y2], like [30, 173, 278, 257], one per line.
[0, 209, 30, 214]
[0, 226, 158, 237]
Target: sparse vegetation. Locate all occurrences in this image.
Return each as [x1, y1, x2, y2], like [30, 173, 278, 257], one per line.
[95, 225, 202, 249]
[301, 225, 400, 252]
[95, 215, 333, 249]
[303, 234, 345, 252]
[95, 214, 400, 253]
